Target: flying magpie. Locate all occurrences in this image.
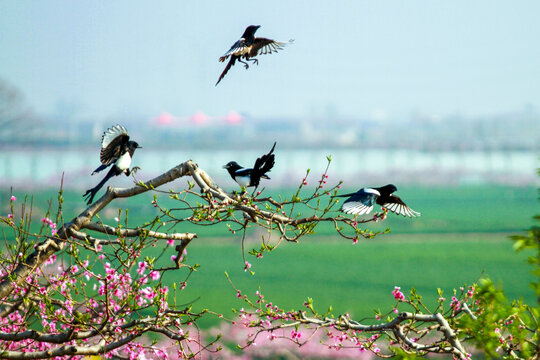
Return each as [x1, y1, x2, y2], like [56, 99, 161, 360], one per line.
[223, 142, 276, 188]
[83, 125, 141, 205]
[337, 184, 420, 217]
[216, 25, 293, 86]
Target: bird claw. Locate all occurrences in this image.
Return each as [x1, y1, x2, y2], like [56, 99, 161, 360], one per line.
[131, 166, 141, 174]
[243, 64, 249, 69]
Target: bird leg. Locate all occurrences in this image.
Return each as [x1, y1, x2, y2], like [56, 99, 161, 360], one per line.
[237, 58, 249, 69]
[131, 166, 141, 175]
[248, 58, 258, 66]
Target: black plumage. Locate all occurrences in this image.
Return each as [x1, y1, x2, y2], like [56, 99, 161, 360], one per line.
[337, 184, 420, 217]
[83, 125, 141, 205]
[216, 25, 293, 85]
[223, 142, 276, 188]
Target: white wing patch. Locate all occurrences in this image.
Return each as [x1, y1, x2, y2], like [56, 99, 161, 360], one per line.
[384, 202, 421, 217]
[223, 39, 250, 58]
[101, 125, 128, 150]
[364, 188, 381, 196]
[258, 39, 294, 56]
[341, 201, 374, 215]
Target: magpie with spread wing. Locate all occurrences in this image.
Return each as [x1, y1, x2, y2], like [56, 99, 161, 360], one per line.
[337, 184, 420, 217]
[216, 25, 293, 86]
[83, 125, 141, 205]
[223, 142, 276, 189]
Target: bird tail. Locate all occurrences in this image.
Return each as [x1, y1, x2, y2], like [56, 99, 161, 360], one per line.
[333, 192, 358, 198]
[258, 142, 276, 174]
[91, 163, 109, 175]
[216, 56, 236, 86]
[83, 167, 119, 205]
[249, 142, 277, 188]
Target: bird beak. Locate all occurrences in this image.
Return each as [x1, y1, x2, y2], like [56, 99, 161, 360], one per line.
[137, 146, 143, 149]
[222, 165, 228, 169]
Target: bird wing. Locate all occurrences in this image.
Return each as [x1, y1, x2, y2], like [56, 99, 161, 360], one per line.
[235, 168, 252, 177]
[216, 56, 237, 86]
[232, 168, 252, 187]
[382, 195, 421, 217]
[219, 39, 249, 62]
[99, 125, 130, 165]
[341, 188, 379, 215]
[248, 38, 294, 57]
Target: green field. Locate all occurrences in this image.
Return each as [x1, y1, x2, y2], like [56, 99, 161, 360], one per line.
[1, 185, 538, 328]
[171, 233, 535, 328]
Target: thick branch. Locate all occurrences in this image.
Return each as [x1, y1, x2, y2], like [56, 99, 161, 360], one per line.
[0, 333, 139, 359]
[84, 222, 197, 241]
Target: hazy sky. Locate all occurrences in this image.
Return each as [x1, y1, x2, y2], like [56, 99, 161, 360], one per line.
[1, 1, 539, 121]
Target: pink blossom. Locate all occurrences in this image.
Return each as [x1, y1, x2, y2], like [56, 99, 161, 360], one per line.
[137, 261, 148, 275]
[291, 330, 302, 339]
[392, 286, 405, 301]
[142, 287, 157, 300]
[450, 296, 461, 311]
[149, 270, 160, 281]
[167, 239, 174, 246]
[244, 261, 252, 272]
[10, 195, 16, 201]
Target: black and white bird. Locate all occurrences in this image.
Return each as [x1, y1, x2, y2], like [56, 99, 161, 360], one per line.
[216, 25, 293, 86]
[337, 184, 420, 217]
[83, 125, 141, 205]
[223, 142, 276, 189]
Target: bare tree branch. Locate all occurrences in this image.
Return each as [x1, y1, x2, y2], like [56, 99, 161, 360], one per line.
[84, 222, 197, 241]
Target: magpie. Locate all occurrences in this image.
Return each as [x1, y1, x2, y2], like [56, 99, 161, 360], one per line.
[337, 184, 420, 217]
[216, 25, 293, 86]
[83, 125, 141, 205]
[223, 142, 276, 188]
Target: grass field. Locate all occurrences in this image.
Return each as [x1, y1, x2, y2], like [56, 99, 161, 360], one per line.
[1, 185, 538, 328]
[169, 232, 535, 328]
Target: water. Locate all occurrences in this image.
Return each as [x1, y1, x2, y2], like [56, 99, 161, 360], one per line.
[0, 147, 537, 189]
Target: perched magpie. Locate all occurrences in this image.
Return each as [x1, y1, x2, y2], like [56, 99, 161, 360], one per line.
[216, 25, 293, 86]
[337, 184, 420, 217]
[223, 142, 276, 188]
[83, 125, 141, 205]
